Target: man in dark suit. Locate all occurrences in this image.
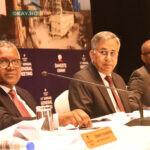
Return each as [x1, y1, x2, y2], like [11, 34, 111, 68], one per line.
[69, 31, 131, 118]
[0, 40, 92, 130]
[128, 40, 150, 109]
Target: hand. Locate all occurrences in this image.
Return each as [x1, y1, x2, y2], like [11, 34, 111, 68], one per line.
[58, 109, 92, 128]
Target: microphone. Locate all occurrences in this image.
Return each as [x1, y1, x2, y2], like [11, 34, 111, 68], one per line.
[41, 71, 129, 93]
[41, 71, 150, 126]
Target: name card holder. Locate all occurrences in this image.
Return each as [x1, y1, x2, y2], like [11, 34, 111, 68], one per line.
[81, 127, 117, 149]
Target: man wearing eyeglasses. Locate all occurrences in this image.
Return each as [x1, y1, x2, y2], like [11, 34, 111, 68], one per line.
[69, 31, 131, 118]
[0, 40, 92, 130]
[128, 40, 150, 109]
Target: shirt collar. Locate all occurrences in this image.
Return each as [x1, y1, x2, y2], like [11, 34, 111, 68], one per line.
[98, 72, 112, 80]
[0, 85, 16, 94]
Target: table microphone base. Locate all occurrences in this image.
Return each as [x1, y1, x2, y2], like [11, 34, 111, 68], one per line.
[126, 117, 150, 126]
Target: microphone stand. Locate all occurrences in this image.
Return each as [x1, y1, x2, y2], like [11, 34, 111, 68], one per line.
[126, 97, 150, 126]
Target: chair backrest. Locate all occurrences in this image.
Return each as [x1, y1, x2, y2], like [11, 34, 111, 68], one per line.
[54, 90, 70, 113]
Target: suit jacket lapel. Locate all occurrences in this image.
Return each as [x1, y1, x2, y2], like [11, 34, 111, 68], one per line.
[98, 79, 116, 112]
[89, 64, 116, 112]
[0, 88, 21, 116]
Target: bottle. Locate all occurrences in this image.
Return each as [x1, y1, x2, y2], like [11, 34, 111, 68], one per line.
[0, 137, 35, 150]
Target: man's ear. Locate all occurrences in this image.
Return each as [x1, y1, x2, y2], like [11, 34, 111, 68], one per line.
[89, 50, 95, 62]
[141, 54, 146, 63]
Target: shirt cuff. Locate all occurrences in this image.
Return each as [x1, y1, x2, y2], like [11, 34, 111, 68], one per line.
[53, 113, 59, 129]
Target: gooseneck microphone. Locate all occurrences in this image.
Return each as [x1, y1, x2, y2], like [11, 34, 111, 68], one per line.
[41, 71, 150, 126]
[41, 71, 129, 93]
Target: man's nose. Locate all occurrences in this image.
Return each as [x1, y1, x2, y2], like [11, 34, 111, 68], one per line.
[7, 62, 14, 69]
[105, 53, 111, 60]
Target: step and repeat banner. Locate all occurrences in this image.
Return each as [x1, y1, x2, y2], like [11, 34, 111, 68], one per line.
[0, 0, 93, 111]
[18, 49, 90, 110]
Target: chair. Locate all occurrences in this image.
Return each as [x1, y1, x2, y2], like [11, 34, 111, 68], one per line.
[54, 90, 70, 113]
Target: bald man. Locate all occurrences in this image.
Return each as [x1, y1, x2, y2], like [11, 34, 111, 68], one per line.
[128, 40, 150, 109]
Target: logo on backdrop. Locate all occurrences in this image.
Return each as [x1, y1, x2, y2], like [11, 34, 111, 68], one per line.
[80, 54, 89, 69]
[21, 54, 33, 76]
[54, 54, 67, 73]
[57, 54, 63, 63]
[40, 88, 53, 107]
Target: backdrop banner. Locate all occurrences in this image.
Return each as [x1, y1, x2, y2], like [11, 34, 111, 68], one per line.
[18, 48, 90, 112]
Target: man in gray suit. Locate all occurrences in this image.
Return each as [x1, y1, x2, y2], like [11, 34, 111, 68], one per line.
[0, 40, 92, 130]
[128, 40, 150, 109]
[69, 31, 131, 118]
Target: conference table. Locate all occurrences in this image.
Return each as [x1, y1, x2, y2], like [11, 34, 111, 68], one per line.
[1, 111, 150, 150]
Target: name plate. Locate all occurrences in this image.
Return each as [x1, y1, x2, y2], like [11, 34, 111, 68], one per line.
[81, 127, 117, 149]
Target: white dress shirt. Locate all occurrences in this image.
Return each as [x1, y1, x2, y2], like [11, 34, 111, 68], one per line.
[98, 72, 121, 112]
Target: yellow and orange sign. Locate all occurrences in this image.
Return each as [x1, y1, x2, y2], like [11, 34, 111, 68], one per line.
[81, 127, 117, 149]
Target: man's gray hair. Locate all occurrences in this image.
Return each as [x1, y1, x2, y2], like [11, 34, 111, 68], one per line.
[91, 31, 121, 50]
[0, 40, 20, 58]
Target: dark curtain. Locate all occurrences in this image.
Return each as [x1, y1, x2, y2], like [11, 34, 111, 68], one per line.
[90, 0, 150, 83]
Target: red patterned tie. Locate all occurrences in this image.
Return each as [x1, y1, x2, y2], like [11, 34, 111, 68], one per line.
[9, 90, 31, 117]
[105, 76, 125, 112]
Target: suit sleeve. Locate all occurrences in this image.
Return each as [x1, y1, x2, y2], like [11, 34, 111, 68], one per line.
[128, 71, 144, 110]
[0, 106, 35, 130]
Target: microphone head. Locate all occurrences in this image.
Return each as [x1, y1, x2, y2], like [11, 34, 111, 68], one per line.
[41, 71, 48, 77]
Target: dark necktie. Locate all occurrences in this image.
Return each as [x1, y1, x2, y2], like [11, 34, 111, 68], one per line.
[105, 76, 125, 112]
[9, 89, 31, 117]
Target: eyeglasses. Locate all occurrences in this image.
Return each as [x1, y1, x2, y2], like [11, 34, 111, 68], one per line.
[0, 59, 22, 69]
[142, 52, 150, 55]
[95, 49, 118, 57]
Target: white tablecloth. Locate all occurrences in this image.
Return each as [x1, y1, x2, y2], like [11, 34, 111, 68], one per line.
[1, 111, 150, 150]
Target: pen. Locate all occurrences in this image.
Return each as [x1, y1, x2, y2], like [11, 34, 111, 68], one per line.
[79, 126, 101, 130]
[92, 118, 111, 123]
